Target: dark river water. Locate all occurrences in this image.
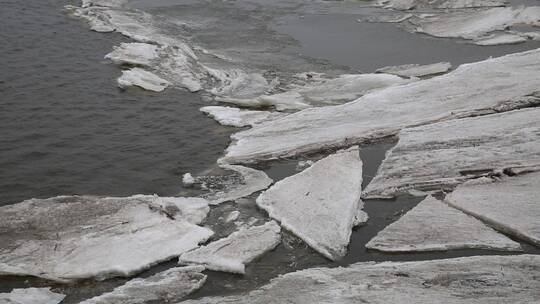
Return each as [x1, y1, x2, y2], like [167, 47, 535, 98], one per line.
[1, 0, 540, 302]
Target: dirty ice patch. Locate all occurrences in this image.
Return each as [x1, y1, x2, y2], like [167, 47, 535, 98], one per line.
[445, 171, 540, 247]
[182, 255, 540, 304]
[366, 196, 521, 252]
[0, 288, 65, 304]
[0, 195, 213, 282]
[79, 266, 206, 304]
[256, 147, 365, 260]
[364, 107, 540, 198]
[179, 221, 281, 274]
[222, 48, 540, 164]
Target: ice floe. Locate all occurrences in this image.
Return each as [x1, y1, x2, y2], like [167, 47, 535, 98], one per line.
[0, 288, 65, 304]
[376, 0, 507, 10]
[474, 32, 528, 45]
[364, 107, 540, 198]
[412, 7, 540, 45]
[366, 196, 522, 252]
[199, 165, 273, 205]
[117, 67, 171, 92]
[222, 48, 540, 164]
[200, 106, 286, 128]
[375, 62, 451, 78]
[446, 172, 540, 246]
[79, 266, 206, 304]
[179, 221, 281, 274]
[256, 147, 365, 260]
[105, 42, 159, 67]
[182, 255, 540, 303]
[221, 73, 413, 111]
[0, 195, 213, 282]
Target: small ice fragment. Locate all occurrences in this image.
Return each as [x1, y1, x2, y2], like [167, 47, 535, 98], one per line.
[105, 42, 159, 66]
[183, 173, 196, 187]
[376, 62, 451, 78]
[474, 33, 528, 45]
[296, 160, 314, 171]
[225, 210, 240, 223]
[0, 288, 65, 304]
[200, 106, 286, 127]
[117, 68, 171, 92]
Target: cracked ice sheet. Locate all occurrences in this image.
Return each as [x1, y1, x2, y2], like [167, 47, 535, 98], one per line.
[375, 62, 451, 78]
[117, 67, 171, 92]
[256, 147, 365, 261]
[220, 73, 413, 111]
[200, 106, 286, 128]
[201, 165, 273, 205]
[0, 195, 213, 282]
[412, 7, 540, 45]
[366, 196, 521, 252]
[445, 172, 540, 246]
[182, 255, 540, 304]
[179, 221, 281, 274]
[79, 266, 206, 304]
[363, 107, 540, 198]
[222, 48, 540, 164]
[0, 288, 65, 304]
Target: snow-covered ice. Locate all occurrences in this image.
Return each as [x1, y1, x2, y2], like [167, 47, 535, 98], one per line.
[375, 62, 451, 78]
[0, 195, 213, 282]
[256, 147, 365, 260]
[79, 266, 206, 304]
[364, 107, 540, 198]
[0, 288, 65, 304]
[366, 196, 522, 252]
[446, 172, 540, 247]
[105, 42, 159, 66]
[200, 106, 286, 128]
[202, 165, 273, 205]
[179, 221, 281, 274]
[117, 67, 171, 92]
[222, 73, 412, 111]
[182, 255, 540, 304]
[222, 49, 540, 164]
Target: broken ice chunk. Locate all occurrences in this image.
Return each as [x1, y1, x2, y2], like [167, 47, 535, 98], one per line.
[182, 173, 196, 187]
[117, 67, 171, 92]
[0, 195, 213, 282]
[364, 107, 540, 198]
[375, 62, 451, 78]
[105, 42, 159, 67]
[0, 288, 65, 304]
[366, 196, 521, 252]
[474, 32, 528, 45]
[179, 221, 281, 274]
[256, 147, 364, 260]
[445, 171, 540, 247]
[200, 106, 286, 128]
[225, 210, 240, 223]
[79, 266, 206, 304]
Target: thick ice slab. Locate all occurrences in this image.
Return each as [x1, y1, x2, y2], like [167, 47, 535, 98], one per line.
[0, 288, 65, 304]
[222, 73, 412, 111]
[182, 255, 540, 304]
[413, 7, 540, 45]
[202, 165, 274, 205]
[79, 266, 206, 304]
[117, 67, 171, 92]
[256, 147, 364, 260]
[366, 196, 521, 252]
[375, 62, 451, 78]
[446, 172, 540, 246]
[0, 195, 213, 282]
[222, 49, 540, 164]
[364, 108, 540, 198]
[105, 42, 159, 66]
[200, 106, 285, 128]
[179, 221, 281, 274]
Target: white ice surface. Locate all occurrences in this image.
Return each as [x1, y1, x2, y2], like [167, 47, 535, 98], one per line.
[445, 172, 540, 246]
[179, 221, 281, 274]
[222, 48, 540, 164]
[105, 42, 159, 66]
[0, 195, 213, 282]
[203, 165, 273, 205]
[221, 73, 412, 111]
[182, 255, 540, 304]
[200, 106, 286, 128]
[79, 266, 206, 304]
[375, 62, 451, 77]
[366, 196, 521, 252]
[0, 288, 65, 304]
[117, 67, 171, 92]
[364, 107, 540, 198]
[256, 147, 364, 260]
